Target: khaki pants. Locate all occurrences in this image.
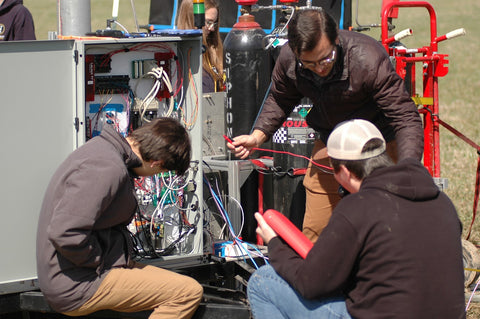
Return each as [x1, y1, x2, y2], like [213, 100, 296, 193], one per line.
[63, 262, 203, 319]
[302, 139, 398, 243]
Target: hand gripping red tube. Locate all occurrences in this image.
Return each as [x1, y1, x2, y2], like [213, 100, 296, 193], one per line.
[263, 209, 313, 259]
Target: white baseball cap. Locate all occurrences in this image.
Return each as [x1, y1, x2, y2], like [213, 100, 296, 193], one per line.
[327, 119, 386, 160]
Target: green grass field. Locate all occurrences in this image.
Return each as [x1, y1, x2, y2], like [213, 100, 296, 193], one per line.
[355, 0, 480, 244]
[24, 0, 480, 240]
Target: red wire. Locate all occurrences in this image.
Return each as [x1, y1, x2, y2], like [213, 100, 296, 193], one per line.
[436, 119, 480, 240]
[257, 172, 264, 246]
[134, 178, 151, 192]
[251, 147, 333, 172]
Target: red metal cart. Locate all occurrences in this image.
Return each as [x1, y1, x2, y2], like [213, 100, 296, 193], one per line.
[380, 0, 465, 181]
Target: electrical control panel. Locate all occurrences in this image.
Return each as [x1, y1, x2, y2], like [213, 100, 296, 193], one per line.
[76, 39, 204, 262]
[81, 41, 186, 138]
[0, 36, 204, 290]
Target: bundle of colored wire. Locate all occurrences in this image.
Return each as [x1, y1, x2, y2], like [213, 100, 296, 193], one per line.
[149, 172, 187, 237]
[203, 174, 268, 268]
[179, 48, 199, 130]
[138, 66, 175, 122]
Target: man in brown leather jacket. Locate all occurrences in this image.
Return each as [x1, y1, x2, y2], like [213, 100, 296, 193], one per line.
[227, 9, 423, 242]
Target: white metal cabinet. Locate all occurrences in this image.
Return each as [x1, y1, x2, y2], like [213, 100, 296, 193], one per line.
[0, 36, 203, 293]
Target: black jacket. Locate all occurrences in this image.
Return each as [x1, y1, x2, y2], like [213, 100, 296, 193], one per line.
[254, 30, 423, 160]
[268, 159, 466, 318]
[0, 0, 35, 41]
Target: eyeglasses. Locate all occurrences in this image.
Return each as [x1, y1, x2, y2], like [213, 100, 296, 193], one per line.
[205, 20, 218, 28]
[299, 47, 336, 70]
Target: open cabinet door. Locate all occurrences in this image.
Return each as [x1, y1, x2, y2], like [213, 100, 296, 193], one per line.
[0, 40, 78, 292]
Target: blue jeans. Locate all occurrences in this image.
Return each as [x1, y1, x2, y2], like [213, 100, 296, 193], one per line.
[247, 265, 352, 319]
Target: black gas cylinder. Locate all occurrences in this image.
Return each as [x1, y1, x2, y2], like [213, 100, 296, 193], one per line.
[271, 102, 316, 229]
[224, 14, 271, 137]
[223, 13, 271, 242]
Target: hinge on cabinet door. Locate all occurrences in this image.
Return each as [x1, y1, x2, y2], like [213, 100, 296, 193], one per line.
[74, 50, 79, 65]
[74, 117, 79, 132]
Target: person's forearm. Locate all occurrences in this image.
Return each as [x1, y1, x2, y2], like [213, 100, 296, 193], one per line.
[251, 129, 268, 147]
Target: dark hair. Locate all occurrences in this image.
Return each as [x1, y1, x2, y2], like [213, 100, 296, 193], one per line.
[330, 139, 393, 180]
[130, 117, 191, 175]
[288, 9, 338, 56]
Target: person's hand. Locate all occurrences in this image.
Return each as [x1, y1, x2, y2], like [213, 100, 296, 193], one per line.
[225, 130, 267, 159]
[226, 134, 258, 159]
[254, 212, 278, 245]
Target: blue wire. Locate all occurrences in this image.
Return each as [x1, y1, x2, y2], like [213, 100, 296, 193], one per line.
[203, 176, 236, 236]
[203, 175, 268, 268]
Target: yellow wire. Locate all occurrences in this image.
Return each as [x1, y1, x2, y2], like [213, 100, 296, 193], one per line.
[179, 47, 199, 130]
[465, 268, 480, 273]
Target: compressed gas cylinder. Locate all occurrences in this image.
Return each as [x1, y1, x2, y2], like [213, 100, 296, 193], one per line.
[223, 13, 271, 242]
[271, 101, 316, 228]
[224, 14, 271, 138]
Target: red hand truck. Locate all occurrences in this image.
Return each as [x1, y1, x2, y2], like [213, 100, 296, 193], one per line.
[380, 0, 465, 181]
